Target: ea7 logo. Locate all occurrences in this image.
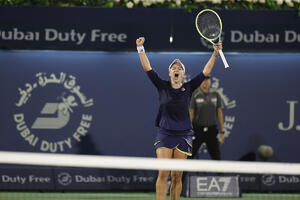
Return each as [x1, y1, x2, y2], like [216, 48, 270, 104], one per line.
[196, 177, 231, 192]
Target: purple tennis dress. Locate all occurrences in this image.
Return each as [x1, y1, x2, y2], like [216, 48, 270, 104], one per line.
[146, 69, 205, 156]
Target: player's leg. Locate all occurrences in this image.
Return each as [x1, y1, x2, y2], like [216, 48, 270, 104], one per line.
[170, 148, 187, 200]
[156, 147, 173, 200]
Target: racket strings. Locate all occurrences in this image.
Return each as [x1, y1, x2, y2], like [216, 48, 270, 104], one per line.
[196, 12, 221, 40]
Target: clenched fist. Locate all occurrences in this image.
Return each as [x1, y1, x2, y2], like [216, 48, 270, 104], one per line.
[136, 37, 145, 46]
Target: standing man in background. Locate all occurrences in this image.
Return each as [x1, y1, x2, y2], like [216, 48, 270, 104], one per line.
[189, 76, 225, 160]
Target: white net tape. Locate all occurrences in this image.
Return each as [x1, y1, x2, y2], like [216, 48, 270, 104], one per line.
[0, 151, 299, 175]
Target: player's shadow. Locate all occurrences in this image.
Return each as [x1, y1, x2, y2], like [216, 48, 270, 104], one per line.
[76, 134, 101, 155]
[239, 152, 256, 161]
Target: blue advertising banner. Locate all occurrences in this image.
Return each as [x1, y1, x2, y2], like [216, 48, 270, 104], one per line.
[0, 166, 155, 191]
[0, 7, 299, 52]
[54, 168, 107, 191]
[0, 167, 54, 190]
[183, 173, 300, 194]
[54, 168, 155, 191]
[0, 50, 300, 164]
[238, 174, 260, 192]
[1, 165, 298, 192]
[260, 174, 300, 192]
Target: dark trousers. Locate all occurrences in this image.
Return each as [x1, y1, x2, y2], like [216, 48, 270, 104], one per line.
[190, 125, 221, 160]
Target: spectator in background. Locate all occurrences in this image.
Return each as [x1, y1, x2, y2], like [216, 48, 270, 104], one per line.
[189, 76, 225, 160]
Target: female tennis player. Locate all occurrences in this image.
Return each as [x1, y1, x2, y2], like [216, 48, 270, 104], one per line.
[136, 37, 222, 200]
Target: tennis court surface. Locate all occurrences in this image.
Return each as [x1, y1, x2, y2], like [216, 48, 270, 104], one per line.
[1, 192, 300, 200]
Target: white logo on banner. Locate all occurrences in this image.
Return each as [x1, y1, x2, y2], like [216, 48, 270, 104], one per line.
[279, 175, 300, 184]
[0, 28, 128, 45]
[278, 100, 300, 131]
[197, 177, 231, 192]
[189, 176, 240, 198]
[231, 30, 300, 44]
[0, 174, 51, 184]
[262, 175, 276, 186]
[58, 172, 72, 186]
[14, 72, 94, 152]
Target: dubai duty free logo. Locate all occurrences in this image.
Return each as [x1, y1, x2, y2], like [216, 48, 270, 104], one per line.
[57, 172, 72, 186]
[261, 175, 276, 186]
[13, 72, 94, 153]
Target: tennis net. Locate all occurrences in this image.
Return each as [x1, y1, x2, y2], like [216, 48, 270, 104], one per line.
[0, 151, 300, 200]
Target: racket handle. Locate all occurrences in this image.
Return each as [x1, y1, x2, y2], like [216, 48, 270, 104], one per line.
[218, 49, 229, 68]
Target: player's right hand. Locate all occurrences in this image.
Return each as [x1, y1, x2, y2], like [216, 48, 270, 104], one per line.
[136, 37, 145, 46]
[213, 41, 223, 52]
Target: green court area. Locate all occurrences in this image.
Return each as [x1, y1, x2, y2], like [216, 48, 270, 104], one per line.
[0, 192, 300, 200]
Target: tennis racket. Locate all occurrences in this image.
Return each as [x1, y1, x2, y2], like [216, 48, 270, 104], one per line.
[195, 9, 229, 68]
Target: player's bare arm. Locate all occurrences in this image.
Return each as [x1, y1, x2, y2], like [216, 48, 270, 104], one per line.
[202, 42, 222, 76]
[136, 37, 152, 72]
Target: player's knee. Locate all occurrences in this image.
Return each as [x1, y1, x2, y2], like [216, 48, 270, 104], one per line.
[158, 170, 169, 181]
[171, 171, 182, 183]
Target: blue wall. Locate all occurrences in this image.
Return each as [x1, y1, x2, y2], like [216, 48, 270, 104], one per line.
[0, 50, 299, 162]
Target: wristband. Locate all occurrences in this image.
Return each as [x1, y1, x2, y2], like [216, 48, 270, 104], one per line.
[220, 131, 225, 134]
[137, 46, 145, 54]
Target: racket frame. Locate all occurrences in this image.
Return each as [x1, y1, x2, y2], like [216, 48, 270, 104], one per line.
[195, 9, 229, 68]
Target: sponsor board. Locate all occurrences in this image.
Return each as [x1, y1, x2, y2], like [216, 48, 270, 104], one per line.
[189, 176, 240, 198]
[14, 72, 94, 153]
[54, 168, 155, 191]
[0, 7, 299, 51]
[0, 167, 54, 190]
[261, 174, 300, 191]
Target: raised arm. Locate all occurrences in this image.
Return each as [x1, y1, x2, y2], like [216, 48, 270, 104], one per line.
[136, 37, 152, 72]
[202, 42, 223, 77]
